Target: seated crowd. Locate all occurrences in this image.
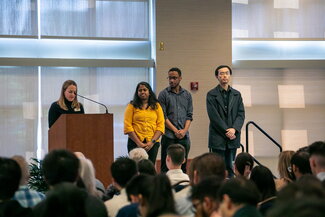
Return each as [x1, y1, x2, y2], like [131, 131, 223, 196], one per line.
[0, 141, 325, 217]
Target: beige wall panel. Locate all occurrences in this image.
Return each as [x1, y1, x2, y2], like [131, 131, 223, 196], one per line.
[235, 68, 325, 157]
[156, 0, 232, 159]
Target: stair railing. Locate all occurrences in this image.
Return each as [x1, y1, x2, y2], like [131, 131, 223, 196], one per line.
[245, 121, 282, 153]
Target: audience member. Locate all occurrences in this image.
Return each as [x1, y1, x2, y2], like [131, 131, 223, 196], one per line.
[166, 144, 190, 186]
[116, 165, 158, 217]
[190, 153, 227, 184]
[175, 153, 227, 217]
[296, 146, 309, 153]
[12, 155, 45, 207]
[308, 141, 325, 181]
[126, 174, 176, 217]
[267, 174, 325, 217]
[290, 151, 311, 180]
[129, 148, 149, 163]
[190, 176, 223, 217]
[74, 151, 108, 200]
[138, 159, 157, 176]
[105, 156, 138, 217]
[234, 152, 254, 179]
[275, 150, 295, 190]
[116, 175, 142, 217]
[39, 182, 88, 217]
[77, 157, 99, 197]
[250, 165, 276, 216]
[33, 149, 107, 217]
[266, 198, 325, 217]
[0, 157, 33, 217]
[218, 177, 262, 217]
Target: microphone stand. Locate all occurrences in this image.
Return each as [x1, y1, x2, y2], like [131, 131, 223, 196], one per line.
[76, 93, 109, 114]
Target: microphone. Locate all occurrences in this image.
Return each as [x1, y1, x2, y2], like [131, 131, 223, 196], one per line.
[76, 93, 109, 114]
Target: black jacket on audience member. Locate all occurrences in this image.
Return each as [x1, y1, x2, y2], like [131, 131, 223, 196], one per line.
[33, 189, 107, 217]
[0, 200, 32, 217]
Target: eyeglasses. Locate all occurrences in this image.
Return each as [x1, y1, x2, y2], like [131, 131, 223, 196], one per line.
[218, 71, 230, 76]
[167, 76, 179, 80]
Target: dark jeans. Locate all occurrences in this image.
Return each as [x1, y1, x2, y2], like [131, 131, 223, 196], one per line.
[210, 147, 237, 178]
[127, 138, 160, 165]
[160, 135, 190, 173]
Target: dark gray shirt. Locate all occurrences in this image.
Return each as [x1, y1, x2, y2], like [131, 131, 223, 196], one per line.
[217, 85, 231, 118]
[158, 86, 193, 139]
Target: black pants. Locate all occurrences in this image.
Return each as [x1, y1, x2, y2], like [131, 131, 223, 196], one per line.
[127, 138, 160, 165]
[210, 147, 237, 178]
[160, 135, 190, 173]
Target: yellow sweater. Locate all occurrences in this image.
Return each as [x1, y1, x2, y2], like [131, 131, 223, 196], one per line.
[124, 103, 165, 142]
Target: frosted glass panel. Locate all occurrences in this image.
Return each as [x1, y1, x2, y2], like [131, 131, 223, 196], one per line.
[96, 0, 149, 38]
[0, 0, 37, 36]
[0, 66, 38, 157]
[232, 0, 325, 38]
[41, 0, 149, 38]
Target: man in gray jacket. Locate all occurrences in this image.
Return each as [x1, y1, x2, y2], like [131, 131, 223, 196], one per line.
[206, 65, 245, 177]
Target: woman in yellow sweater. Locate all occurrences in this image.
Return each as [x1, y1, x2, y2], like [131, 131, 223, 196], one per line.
[124, 82, 165, 164]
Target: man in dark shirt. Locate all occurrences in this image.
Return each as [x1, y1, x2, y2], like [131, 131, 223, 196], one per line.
[33, 149, 107, 217]
[206, 65, 245, 177]
[0, 157, 32, 217]
[218, 178, 262, 217]
[158, 67, 193, 173]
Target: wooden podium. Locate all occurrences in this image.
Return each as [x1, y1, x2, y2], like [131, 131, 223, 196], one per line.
[48, 114, 113, 187]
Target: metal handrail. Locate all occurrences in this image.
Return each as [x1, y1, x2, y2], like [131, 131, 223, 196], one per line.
[245, 121, 282, 153]
[240, 144, 244, 152]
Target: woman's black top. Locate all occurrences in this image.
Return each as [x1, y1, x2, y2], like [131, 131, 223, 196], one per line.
[48, 99, 84, 128]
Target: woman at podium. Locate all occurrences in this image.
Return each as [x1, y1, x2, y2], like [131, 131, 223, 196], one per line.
[124, 82, 165, 164]
[48, 80, 84, 128]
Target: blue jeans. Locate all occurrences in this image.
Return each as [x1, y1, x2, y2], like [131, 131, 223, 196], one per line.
[210, 147, 237, 178]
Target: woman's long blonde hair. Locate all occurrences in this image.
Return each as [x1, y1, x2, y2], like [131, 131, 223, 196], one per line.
[58, 80, 81, 110]
[278, 150, 295, 181]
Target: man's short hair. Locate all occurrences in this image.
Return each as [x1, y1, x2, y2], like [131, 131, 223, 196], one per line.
[168, 67, 182, 77]
[309, 141, 325, 157]
[291, 151, 312, 175]
[190, 153, 226, 182]
[215, 65, 232, 76]
[111, 156, 138, 188]
[309, 141, 325, 168]
[190, 176, 224, 201]
[0, 157, 21, 200]
[12, 155, 29, 185]
[138, 159, 156, 176]
[234, 152, 254, 176]
[42, 149, 80, 186]
[167, 144, 185, 166]
[218, 177, 261, 206]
